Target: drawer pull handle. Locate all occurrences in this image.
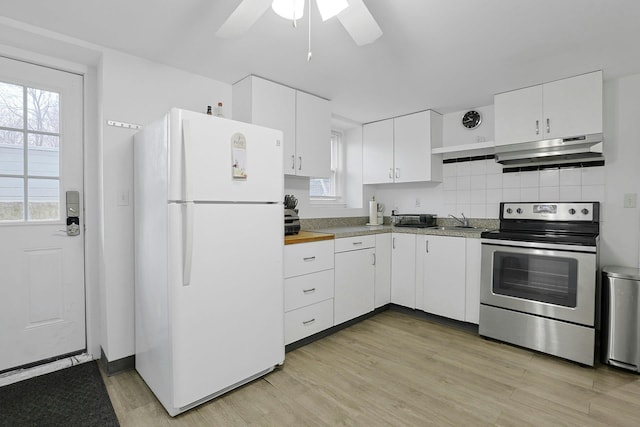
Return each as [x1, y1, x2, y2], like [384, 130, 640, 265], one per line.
[303, 256, 316, 262]
[302, 318, 316, 326]
[303, 288, 316, 294]
[352, 241, 363, 246]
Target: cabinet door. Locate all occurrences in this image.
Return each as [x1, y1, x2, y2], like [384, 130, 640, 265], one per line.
[464, 238, 481, 324]
[494, 85, 543, 145]
[420, 235, 466, 321]
[242, 77, 296, 174]
[374, 233, 392, 308]
[362, 119, 394, 184]
[295, 91, 331, 177]
[390, 233, 416, 308]
[393, 111, 431, 183]
[334, 248, 375, 325]
[543, 70, 603, 139]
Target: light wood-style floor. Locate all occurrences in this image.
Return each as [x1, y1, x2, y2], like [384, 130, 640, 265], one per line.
[102, 310, 640, 426]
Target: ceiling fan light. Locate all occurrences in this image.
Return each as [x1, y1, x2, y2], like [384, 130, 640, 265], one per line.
[272, 0, 305, 20]
[316, 0, 348, 21]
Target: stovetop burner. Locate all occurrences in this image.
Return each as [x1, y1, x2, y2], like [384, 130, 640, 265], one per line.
[482, 201, 600, 247]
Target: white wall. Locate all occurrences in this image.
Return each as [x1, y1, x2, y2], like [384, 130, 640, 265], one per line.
[100, 50, 231, 361]
[600, 74, 640, 268]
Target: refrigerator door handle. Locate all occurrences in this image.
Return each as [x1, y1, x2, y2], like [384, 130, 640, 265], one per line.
[182, 119, 192, 201]
[183, 202, 194, 286]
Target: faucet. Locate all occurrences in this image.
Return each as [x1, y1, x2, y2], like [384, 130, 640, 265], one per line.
[449, 213, 469, 227]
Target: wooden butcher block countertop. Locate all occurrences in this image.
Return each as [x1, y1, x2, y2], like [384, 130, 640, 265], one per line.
[284, 230, 335, 245]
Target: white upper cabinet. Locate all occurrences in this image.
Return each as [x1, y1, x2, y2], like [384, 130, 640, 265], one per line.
[363, 110, 442, 184]
[495, 70, 603, 146]
[295, 91, 332, 178]
[362, 119, 394, 184]
[232, 76, 331, 177]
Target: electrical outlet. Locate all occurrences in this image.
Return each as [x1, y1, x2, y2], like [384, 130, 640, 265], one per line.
[623, 193, 637, 208]
[415, 198, 421, 208]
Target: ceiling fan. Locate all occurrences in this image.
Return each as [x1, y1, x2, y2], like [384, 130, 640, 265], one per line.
[216, 0, 383, 47]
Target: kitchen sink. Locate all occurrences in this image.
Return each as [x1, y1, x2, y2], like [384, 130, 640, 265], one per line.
[429, 226, 488, 232]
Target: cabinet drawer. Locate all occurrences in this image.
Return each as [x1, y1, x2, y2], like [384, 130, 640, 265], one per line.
[284, 269, 335, 312]
[284, 240, 334, 278]
[334, 235, 376, 253]
[284, 299, 334, 345]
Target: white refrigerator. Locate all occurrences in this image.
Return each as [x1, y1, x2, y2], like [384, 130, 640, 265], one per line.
[133, 108, 284, 416]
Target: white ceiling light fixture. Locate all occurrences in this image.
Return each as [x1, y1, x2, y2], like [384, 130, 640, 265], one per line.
[216, 0, 382, 46]
[271, 0, 304, 21]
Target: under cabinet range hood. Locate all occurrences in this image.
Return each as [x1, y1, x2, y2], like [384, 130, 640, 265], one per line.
[494, 133, 603, 166]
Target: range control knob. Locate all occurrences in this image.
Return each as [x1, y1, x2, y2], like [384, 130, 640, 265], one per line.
[506, 208, 513, 214]
[581, 208, 589, 215]
[569, 208, 576, 215]
[516, 208, 523, 214]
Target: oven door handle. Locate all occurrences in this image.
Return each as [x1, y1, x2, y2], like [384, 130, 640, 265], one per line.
[480, 238, 597, 253]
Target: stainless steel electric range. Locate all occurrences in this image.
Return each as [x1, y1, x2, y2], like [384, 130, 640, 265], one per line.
[479, 202, 600, 366]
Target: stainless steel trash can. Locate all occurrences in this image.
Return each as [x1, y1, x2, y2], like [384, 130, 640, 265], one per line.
[602, 265, 640, 372]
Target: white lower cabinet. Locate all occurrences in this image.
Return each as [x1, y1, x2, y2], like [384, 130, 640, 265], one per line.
[285, 299, 334, 345]
[374, 233, 392, 308]
[464, 238, 482, 324]
[417, 235, 466, 321]
[284, 240, 335, 345]
[334, 236, 376, 325]
[390, 233, 417, 308]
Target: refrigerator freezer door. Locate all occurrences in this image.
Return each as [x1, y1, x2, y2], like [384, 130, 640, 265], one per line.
[168, 203, 284, 408]
[168, 109, 284, 203]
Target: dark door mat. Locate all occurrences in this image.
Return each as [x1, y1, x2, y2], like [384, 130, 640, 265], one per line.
[0, 361, 119, 426]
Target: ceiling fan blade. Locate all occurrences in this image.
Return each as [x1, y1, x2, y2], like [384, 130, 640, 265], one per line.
[216, 0, 272, 39]
[337, 0, 382, 46]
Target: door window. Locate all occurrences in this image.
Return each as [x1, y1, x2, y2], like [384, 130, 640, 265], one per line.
[0, 81, 60, 222]
[492, 251, 578, 307]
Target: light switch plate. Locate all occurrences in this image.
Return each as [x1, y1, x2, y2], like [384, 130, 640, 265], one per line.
[623, 193, 637, 208]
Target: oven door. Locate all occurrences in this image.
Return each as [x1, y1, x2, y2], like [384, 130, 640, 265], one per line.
[480, 240, 597, 326]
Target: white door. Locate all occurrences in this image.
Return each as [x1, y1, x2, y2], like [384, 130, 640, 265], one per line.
[0, 57, 85, 372]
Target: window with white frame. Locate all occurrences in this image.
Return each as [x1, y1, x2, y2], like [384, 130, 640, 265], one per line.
[309, 131, 341, 200]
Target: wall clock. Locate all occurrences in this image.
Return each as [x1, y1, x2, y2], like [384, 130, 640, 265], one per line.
[462, 110, 482, 129]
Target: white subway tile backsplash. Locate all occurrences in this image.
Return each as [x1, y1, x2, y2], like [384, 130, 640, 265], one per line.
[470, 160, 487, 176]
[539, 186, 560, 201]
[582, 166, 605, 186]
[503, 172, 521, 189]
[559, 185, 581, 201]
[456, 162, 471, 176]
[486, 173, 503, 189]
[444, 190, 456, 204]
[486, 159, 503, 174]
[443, 175, 457, 191]
[581, 185, 605, 203]
[520, 187, 539, 201]
[520, 170, 540, 188]
[486, 188, 502, 204]
[559, 167, 582, 186]
[444, 203, 456, 216]
[470, 189, 486, 204]
[443, 163, 457, 177]
[539, 168, 560, 187]
[486, 203, 500, 218]
[457, 176, 471, 190]
[470, 175, 487, 190]
[457, 190, 471, 204]
[469, 204, 486, 218]
[502, 188, 520, 202]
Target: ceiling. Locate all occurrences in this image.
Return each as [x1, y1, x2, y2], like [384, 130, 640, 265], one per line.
[2, 0, 640, 124]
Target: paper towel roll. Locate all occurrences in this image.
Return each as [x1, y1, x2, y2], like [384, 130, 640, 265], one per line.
[369, 200, 378, 225]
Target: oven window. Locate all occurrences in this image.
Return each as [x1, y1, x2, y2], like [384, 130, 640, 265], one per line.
[492, 252, 578, 307]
